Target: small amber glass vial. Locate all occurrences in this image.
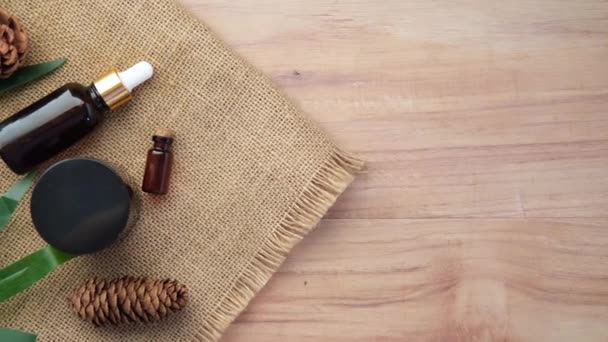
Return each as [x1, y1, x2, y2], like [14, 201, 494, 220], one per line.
[142, 129, 174, 195]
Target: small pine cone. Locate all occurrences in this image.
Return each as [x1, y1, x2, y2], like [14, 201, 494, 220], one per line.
[0, 8, 29, 79]
[69, 276, 188, 326]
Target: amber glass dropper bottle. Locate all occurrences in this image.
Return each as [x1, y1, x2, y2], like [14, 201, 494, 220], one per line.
[0, 62, 154, 174]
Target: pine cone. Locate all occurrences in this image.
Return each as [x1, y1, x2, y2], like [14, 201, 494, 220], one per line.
[0, 8, 29, 79]
[69, 276, 188, 326]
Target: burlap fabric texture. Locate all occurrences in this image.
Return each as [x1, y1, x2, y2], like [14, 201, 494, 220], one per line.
[0, 0, 363, 341]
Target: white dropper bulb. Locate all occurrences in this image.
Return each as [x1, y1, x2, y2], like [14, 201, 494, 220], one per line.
[118, 61, 154, 92]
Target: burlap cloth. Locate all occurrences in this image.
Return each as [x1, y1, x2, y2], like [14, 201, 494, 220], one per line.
[0, 0, 363, 340]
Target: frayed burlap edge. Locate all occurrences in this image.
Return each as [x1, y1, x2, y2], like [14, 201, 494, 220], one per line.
[195, 149, 364, 341]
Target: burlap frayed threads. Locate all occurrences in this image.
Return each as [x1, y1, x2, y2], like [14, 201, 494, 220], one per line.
[196, 150, 363, 341]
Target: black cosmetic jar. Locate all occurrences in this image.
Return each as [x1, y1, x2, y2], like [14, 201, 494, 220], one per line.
[30, 158, 138, 255]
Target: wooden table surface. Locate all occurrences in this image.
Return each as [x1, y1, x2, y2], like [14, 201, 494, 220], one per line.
[182, 1, 608, 340]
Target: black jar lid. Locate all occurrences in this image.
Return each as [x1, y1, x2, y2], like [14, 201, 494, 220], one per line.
[31, 158, 132, 255]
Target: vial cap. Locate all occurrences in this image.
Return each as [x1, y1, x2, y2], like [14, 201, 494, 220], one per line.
[154, 128, 174, 138]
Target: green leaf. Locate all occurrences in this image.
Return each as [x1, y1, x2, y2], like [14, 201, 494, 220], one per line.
[0, 328, 37, 342]
[0, 58, 67, 95]
[0, 172, 36, 233]
[0, 245, 76, 302]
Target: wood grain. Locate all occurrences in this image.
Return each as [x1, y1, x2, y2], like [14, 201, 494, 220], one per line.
[180, 0, 608, 340]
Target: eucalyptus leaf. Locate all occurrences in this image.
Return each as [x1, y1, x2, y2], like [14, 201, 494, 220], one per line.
[0, 328, 37, 342]
[0, 58, 67, 95]
[0, 245, 75, 302]
[0, 172, 36, 233]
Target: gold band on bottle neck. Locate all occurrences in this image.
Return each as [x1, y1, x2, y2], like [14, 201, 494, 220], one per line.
[93, 70, 132, 111]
